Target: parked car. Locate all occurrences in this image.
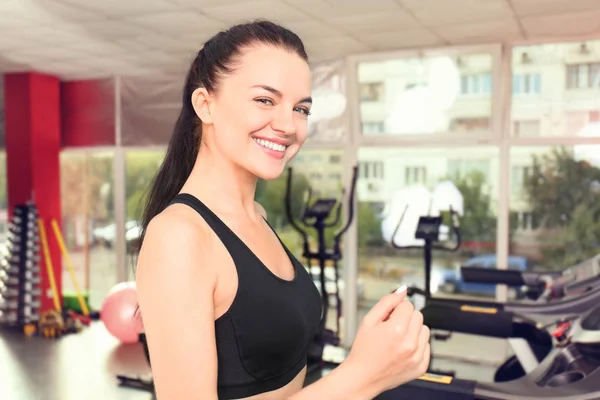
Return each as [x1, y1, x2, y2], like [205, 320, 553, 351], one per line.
[438, 254, 530, 297]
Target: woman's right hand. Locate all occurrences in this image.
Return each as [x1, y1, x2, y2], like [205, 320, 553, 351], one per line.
[344, 286, 431, 395]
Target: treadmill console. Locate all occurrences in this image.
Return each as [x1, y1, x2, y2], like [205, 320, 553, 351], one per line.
[304, 199, 337, 219]
[415, 216, 442, 241]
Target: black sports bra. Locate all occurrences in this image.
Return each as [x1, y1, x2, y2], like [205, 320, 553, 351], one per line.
[169, 194, 322, 399]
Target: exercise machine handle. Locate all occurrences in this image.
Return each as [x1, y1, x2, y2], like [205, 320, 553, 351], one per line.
[333, 166, 359, 251]
[460, 267, 527, 286]
[285, 167, 310, 256]
[421, 304, 514, 339]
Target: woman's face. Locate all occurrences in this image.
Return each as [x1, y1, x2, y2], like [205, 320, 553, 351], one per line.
[198, 44, 312, 181]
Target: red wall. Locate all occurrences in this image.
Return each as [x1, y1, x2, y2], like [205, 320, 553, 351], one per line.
[4, 72, 62, 314]
[4, 74, 116, 314]
[61, 79, 115, 147]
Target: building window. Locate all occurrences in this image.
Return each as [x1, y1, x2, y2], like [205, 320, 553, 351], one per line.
[328, 173, 341, 181]
[460, 73, 492, 95]
[566, 63, 600, 89]
[511, 166, 531, 192]
[513, 120, 541, 137]
[329, 154, 341, 164]
[513, 73, 541, 94]
[404, 166, 427, 185]
[447, 159, 490, 179]
[359, 161, 384, 179]
[361, 121, 385, 134]
[450, 118, 491, 132]
[359, 82, 385, 102]
[309, 172, 322, 180]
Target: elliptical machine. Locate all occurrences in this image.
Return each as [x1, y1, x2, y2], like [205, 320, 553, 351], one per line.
[285, 165, 358, 375]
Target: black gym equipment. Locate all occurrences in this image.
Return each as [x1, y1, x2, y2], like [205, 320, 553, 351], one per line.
[377, 301, 600, 400]
[285, 165, 359, 375]
[388, 205, 462, 299]
[388, 205, 600, 382]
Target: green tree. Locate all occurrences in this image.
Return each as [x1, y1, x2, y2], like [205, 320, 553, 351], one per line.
[357, 202, 383, 249]
[447, 170, 499, 253]
[523, 147, 600, 269]
[125, 152, 165, 221]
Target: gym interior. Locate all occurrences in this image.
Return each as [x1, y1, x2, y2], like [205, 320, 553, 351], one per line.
[1, 0, 600, 399]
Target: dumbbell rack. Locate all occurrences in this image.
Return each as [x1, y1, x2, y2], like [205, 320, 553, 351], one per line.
[0, 203, 42, 330]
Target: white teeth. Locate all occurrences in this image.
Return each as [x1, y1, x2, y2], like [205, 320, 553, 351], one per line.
[253, 138, 287, 152]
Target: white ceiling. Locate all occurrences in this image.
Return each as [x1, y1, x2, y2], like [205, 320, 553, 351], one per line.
[0, 0, 600, 80]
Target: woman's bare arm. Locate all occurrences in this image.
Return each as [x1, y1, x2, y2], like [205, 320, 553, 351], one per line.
[136, 208, 220, 400]
[287, 361, 379, 400]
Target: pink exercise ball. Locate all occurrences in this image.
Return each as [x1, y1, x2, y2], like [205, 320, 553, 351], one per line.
[100, 281, 143, 344]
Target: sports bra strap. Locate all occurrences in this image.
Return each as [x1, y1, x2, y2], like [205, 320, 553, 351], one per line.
[168, 193, 244, 255]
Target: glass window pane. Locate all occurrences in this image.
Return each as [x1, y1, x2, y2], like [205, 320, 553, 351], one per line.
[357, 54, 493, 135]
[125, 150, 166, 277]
[60, 151, 115, 310]
[512, 41, 600, 137]
[357, 147, 499, 316]
[510, 145, 600, 270]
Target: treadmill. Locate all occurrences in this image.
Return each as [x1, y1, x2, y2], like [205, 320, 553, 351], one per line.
[377, 301, 600, 400]
[393, 213, 600, 379]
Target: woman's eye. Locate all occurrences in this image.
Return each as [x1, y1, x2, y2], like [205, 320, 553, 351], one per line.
[294, 107, 311, 116]
[256, 98, 274, 105]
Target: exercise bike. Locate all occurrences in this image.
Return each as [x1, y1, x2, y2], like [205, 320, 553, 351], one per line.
[284, 165, 358, 376]
[378, 301, 600, 399]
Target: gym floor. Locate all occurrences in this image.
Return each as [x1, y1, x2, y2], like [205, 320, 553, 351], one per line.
[1, 320, 502, 400]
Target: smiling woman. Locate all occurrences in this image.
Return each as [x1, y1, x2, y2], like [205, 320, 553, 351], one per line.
[133, 19, 429, 400]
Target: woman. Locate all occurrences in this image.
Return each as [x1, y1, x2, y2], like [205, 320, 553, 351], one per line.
[135, 19, 430, 400]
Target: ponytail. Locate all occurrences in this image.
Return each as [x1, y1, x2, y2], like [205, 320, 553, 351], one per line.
[135, 64, 202, 256]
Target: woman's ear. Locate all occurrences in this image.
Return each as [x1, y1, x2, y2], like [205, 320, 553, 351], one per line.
[191, 87, 213, 124]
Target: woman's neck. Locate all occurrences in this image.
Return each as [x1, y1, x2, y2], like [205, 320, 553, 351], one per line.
[180, 146, 259, 220]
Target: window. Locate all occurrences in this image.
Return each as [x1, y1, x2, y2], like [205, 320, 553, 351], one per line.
[447, 159, 490, 180]
[404, 166, 427, 185]
[511, 41, 600, 137]
[357, 53, 493, 135]
[359, 82, 384, 102]
[510, 146, 600, 269]
[359, 161, 384, 179]
[309, 172, 322, 180]
[328, 173, 342, 180]
[356, 147, 499, 318]
[513, 120, 541, 137]
[329, 154, 341, 164]
[361, 121, 385, 134]
[460, 73, 492, 95]
[513, 73, 541, 95]
[511, 165, 531, 192]
[566, 63, 600, 89]
[310, 154, 322, 163]
[450, 118, 491, 132]
[60, 151, 115, 310]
